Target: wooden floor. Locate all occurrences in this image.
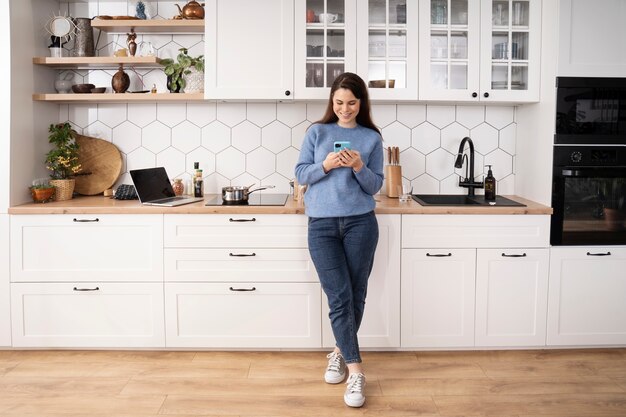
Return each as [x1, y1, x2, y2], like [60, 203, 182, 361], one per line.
[0, 349, 625, 416]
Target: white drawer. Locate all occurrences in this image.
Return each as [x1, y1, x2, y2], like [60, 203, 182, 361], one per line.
[10, 214, 163, 282]
[165, 248, 317, 282]
[11, 282, 165, 348]
[165, 282, 321, 348]
[164, 214, 308, 248]
[402, 215, 550, 248]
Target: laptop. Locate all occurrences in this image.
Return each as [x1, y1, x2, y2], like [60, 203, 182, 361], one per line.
[129, 167, 204, 207]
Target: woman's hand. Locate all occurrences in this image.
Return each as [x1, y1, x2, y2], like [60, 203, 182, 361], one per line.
[338, 149, 364, 172]
[323, 149, 364, 173]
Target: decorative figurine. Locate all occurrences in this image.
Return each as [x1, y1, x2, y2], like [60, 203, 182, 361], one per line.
[135, 1, 147, 19]
[127, 30, 137, 57]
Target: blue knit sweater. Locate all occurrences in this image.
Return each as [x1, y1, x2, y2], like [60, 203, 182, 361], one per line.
[295, 123, 384, 218]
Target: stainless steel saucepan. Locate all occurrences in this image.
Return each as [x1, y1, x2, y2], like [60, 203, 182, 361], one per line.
[221, 185, 275, 202]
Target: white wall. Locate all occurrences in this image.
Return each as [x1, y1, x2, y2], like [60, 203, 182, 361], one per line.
[515, 0, 559, 206]
[0, 0, 11, 346]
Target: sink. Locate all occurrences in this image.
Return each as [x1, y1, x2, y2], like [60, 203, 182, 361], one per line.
[412, 194, 526, 207]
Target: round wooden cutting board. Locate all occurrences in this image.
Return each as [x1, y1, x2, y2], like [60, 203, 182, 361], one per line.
[74, 133, 123, 195]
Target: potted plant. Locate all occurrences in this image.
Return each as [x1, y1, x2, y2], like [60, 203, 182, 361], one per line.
[45, 122, 82, 201]
[161, 47, 205, 93]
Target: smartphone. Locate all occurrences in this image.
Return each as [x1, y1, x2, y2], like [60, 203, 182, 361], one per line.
[334, 141, 351, 152]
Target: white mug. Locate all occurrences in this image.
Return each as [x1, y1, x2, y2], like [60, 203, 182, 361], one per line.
[318, 13, 338, 24]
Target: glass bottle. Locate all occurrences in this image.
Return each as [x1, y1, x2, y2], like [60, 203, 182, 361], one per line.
[194, 169, 203, 197]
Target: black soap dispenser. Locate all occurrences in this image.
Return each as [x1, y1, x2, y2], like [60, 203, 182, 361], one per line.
[485, 165, 496, 201]
[484, 165, 496, 201]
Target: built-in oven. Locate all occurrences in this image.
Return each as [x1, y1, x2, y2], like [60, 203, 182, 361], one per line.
[551, 145, 626, 245]
[556, 77, 626, 144]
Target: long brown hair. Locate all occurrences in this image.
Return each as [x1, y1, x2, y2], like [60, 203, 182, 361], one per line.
[315, 72, 381, 135]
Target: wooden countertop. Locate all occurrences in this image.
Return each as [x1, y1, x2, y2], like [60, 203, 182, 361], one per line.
[9, 194, 552, 215]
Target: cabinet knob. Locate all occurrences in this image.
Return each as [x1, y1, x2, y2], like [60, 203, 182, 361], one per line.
[285, 90, 291, 96]
[472, 92, 478, 98]
[483, 92, 490, 98]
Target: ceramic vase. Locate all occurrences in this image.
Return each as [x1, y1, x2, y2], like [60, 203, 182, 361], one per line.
[112, 65, 130, 93]
[73, 17, 95, 57]
[183, 67, 204, 93]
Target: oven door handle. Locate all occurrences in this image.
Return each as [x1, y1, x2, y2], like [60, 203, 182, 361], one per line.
[561, 167, 626, 177]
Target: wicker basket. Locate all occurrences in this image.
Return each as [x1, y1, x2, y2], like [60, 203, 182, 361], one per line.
[49, 179, 76, 201]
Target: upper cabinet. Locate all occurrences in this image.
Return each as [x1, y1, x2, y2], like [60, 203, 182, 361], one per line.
[558, 0, 626, 77]
[204, 0, 294, 100]
[357, 0, 418, 100]
[419, 0, 541, 102]
[295, 0, 357, 100]
[295, 0, 417, 101]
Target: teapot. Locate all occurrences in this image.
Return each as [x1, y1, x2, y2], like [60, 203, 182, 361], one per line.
[175, 1, 205, 20]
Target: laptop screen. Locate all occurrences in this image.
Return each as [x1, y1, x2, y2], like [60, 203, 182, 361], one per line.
[130, 167, 176, 202]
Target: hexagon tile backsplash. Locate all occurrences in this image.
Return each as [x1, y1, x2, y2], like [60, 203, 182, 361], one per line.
[61, 102, 517, 196]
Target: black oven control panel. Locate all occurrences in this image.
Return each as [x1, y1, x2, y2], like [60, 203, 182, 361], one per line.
[553, 146, 625, 167]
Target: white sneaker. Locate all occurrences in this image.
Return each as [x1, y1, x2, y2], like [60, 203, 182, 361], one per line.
[324, 351, 346, 384]
[344, 373, 366, 408]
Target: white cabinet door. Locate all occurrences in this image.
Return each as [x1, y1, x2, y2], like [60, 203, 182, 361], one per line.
[322, 215, 401, 348]
[164, 214, 308, 248]
[475, 248, 549, 347]
[419, 0, 481, 101]
[419, 0, 541, 102]
[547, 247, 626, 346]
[356, 0, 419, 100]
[165, 282, 321, 348]
[294, 0, 357, 99]
[401, 248, 476, 347]
[479, 0, 542, 102]
[558, 0, 626, 77]
[204, 0, 294, 100]
[10, 215, 163, 283]
[11, 282, 165, 348]
[0, 214, 10, 346]
[165, 248, 318, 282]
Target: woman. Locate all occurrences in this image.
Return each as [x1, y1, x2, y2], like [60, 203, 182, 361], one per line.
[294, 72, 384, 408]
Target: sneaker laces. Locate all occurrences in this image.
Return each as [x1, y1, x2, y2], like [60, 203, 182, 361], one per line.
[326, 351, 343, 373]
[346, 373, 365, 393]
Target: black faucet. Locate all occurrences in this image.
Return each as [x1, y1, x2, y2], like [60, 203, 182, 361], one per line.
[454, 136, 484, 197]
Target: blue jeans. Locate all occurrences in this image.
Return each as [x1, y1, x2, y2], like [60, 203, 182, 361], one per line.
[307, 211, 379, 364]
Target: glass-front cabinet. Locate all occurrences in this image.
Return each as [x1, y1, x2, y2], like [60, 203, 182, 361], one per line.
[419, 0, 540, 102]
[481, 0, 540, 102]
[295, 0, 357, 99]
[357, 0, 417, 100]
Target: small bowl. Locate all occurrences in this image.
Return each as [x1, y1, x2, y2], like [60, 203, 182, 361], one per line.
[368, 79, 395, 88]
[90, 87, 106, 93]
[72, 83, 96, 94]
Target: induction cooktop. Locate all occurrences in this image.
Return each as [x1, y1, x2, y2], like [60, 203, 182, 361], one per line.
[205, 193, 289, 206]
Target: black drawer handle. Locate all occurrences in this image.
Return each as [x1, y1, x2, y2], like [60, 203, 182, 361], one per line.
[229, 218, 256, 222]
[587, 251, 611, 256]
[73, 287, 100, 291]
[502, 253, 527, 257]
[73, 218, 99, 223]
[229, 252, 256, 257]
[426, 253, 452, 257]
[229, 287, 256, 292]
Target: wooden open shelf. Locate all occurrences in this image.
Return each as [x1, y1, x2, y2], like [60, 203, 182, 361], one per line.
[91, 18, 204, 33]
[33, 56, 165, 69]
[33, 93, 206, 103]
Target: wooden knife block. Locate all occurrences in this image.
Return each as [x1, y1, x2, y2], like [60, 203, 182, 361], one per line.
[385, 165, 402, 198]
